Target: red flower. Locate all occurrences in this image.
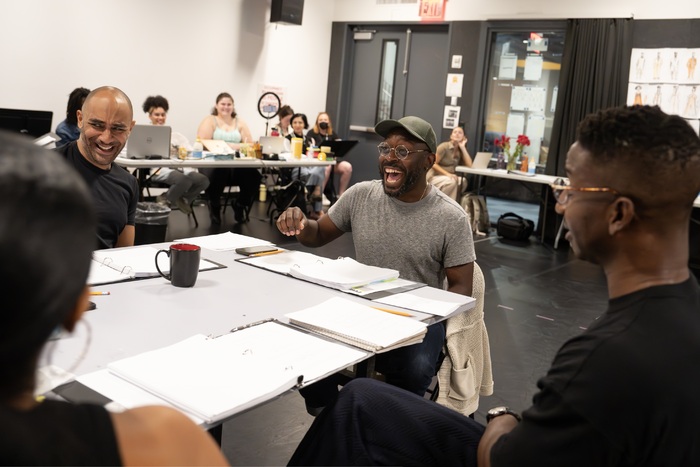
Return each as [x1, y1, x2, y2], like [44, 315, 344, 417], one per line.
[495, 136, 510, 149]
[516, 135, 531, 146]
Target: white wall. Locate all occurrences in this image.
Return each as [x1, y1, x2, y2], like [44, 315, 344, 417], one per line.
[0, 0, 334, 142]
[332, 0, 700, 21]
[2, 0, 700, 143]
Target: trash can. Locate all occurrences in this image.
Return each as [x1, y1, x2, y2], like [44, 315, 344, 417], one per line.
[134, 202, 171, 245]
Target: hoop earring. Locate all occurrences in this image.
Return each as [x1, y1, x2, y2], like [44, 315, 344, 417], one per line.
[45, 319, 93, 376]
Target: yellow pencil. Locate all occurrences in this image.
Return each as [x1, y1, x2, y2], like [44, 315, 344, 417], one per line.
[250, 249, 284, 257]
[371, 306, 413, 317]
[90, 291, 110, 296]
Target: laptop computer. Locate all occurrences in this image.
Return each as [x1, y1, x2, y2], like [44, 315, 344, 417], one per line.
[319, 140, 358, 158]
[471, 152, 493, 169]
[126, 125, 171, 159]
[259, 136, 289, 155]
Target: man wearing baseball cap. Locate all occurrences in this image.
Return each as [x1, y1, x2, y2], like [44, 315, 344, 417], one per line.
[277, 116, 476, 415]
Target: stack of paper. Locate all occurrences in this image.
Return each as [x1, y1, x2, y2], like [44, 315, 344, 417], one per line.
[286, 297, 427, 353]
[174, 232, 274, 251]
[288, 257, 399, 290]
[106, 321, 367, 423]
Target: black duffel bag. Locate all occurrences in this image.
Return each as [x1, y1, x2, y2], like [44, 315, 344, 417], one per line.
[497, 212, 534, 242]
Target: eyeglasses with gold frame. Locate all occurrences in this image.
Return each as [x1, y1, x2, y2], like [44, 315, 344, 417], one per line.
[549, 177, 620, 205]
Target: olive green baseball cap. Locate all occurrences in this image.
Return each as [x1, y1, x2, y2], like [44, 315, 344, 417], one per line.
[374, 116, 437, 154]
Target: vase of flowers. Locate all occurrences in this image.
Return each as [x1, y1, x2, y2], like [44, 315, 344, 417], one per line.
[495, 134, 531, 171]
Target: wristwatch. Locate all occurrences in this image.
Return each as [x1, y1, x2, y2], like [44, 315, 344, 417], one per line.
[486, 406, 522, 423]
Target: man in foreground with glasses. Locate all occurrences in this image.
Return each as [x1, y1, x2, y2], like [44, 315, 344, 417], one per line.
[56, 86, 138, 249]
[288, 105, 700, 466]
[277, 116, 477, 415]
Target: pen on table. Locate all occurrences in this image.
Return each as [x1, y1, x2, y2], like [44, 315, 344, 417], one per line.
[90, 291, 111, 296]
[371, 306, 413, 317]
[250, 249, 284, 257]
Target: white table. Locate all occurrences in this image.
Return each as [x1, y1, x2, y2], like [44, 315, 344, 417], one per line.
[457, 167, 560, 243]
[50, 241, 473, 425]
[456, 167, 559, 186]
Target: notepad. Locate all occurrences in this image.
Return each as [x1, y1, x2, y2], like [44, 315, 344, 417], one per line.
[89, 246, 221, 284]
[106, 321, 368, 423]
[286, 297, 427, 353]
[174, 232, 274, 251]
[288, 256, 399, 290]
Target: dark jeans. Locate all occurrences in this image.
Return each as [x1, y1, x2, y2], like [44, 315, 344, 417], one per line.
[300, 322, 446, 408]
[289, 378, 485, 466]
[200, 167, 261, 213]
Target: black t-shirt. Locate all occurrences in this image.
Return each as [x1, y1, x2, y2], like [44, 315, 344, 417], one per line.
[0, 400, 122, 465]
[57, 142, 138, 249]
[492, 277, 700, 466]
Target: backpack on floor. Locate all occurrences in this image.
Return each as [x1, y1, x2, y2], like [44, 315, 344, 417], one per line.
[496, 212, 534, 242]
[460, 193, 490, 237]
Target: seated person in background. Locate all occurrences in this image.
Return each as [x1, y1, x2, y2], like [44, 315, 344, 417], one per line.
[271, 104, 293, 137]
[427, 126, 473, 201]
[277, 116, 475, 415]
[305, 112, 353, 199]
[0, 131, 227, 466]
[197, 92, 261, 225]
[142, 95, 209, 215]
[56, 86, 138, 249]
[55, 87, 90, 147]
[288, 105, 700, 466]
[287, 112, 325, 219]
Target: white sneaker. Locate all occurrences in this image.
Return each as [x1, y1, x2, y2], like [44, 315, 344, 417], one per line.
[322, 194, 331, 206]
[156, 194, 169, 206]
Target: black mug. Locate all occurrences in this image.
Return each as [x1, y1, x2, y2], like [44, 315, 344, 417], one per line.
[155, 243, 201, 287]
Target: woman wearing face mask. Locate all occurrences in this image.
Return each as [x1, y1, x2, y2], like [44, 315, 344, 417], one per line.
[305, 112, 353, 200]
[286, 112, 325, 219]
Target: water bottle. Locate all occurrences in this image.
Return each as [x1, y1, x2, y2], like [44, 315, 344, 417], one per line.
[259, 183, 267, 202]
[192, 137, 203, 159]
[528, 157, 536, 174]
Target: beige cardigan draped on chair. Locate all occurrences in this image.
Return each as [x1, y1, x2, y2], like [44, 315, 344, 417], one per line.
[436, 262, 494, 415]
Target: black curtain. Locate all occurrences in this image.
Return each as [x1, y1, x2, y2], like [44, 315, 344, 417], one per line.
[547, 18, 633, 176]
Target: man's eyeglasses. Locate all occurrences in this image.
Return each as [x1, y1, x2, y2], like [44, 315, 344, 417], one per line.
[377, 142, 430, 160]
[549, 177, 619, 205]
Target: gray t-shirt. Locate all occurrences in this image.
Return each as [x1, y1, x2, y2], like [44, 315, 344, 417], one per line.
[328, 180, 475, 289]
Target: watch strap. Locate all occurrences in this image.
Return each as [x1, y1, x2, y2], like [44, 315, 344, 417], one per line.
[486, 407, 522, 423]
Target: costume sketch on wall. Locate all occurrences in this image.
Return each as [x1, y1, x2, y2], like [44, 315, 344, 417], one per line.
[628, 48, 700, 131]
[684, 86, 697, 118]
[670, 51, 680, 81]
[652, 52, 663, 80]
[688, 52, 697, 80]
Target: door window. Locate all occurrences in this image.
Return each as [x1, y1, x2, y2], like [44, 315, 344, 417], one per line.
[377, 40, 398, 122]
[481, 29, 566, 168]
